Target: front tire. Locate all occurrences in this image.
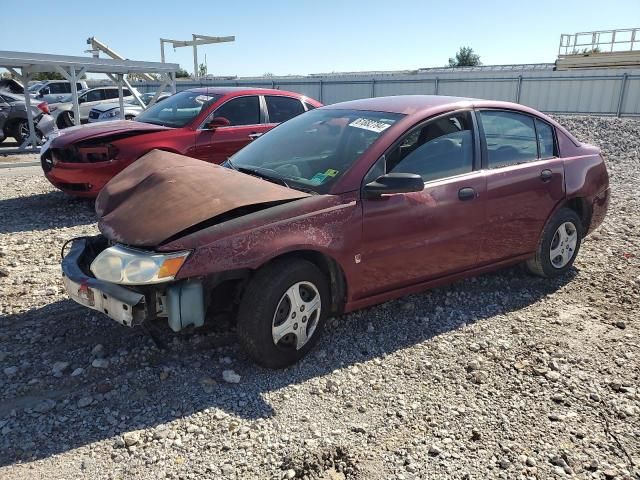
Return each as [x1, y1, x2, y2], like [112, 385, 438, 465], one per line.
[57, 111, 74, 129]
[237, 259, 329, 369]
[526, 208, 583, 278]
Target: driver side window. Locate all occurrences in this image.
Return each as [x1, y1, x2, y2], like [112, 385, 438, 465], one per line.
[387, 112, 474, 182]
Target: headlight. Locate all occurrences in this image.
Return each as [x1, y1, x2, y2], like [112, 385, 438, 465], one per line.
[90, 245, 190, 285]
[101, 110, 121, 119]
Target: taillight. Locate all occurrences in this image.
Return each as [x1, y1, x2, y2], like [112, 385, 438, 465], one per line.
[37, 102, 50, 114]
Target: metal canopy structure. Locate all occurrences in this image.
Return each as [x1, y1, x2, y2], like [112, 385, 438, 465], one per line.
[0, 50, 179, 153]
[160, 35, 235, 79]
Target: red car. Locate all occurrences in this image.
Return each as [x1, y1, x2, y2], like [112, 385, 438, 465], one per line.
[41, 87, 322, 197]
[61, 95, 609, 368]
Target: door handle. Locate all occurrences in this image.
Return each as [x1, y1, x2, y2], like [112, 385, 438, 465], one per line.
[248, 132, 263, 140]
[540, 169, 553, 182]
[458, 187, 475, 201]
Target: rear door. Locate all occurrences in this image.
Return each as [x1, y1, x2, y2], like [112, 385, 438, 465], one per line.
[191, 95, 267, 164]
[358, 110, 486, 298]
[264, 95, 306, 129]
[477, 110, 564, 264]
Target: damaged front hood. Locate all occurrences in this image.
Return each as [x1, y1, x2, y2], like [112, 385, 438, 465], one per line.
[95, 150, 310, 247]
[51, 120, 170, 148]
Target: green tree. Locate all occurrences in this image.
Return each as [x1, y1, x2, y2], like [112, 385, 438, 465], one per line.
[448, 47, 482, 68]
[175, 68, 190, 78]
[32, 71, 66, 81]
[198, 63, 207, 77]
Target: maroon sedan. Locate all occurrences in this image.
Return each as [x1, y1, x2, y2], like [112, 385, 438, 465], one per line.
[41, 87, 322, 197]
[61, 95, 609, 368]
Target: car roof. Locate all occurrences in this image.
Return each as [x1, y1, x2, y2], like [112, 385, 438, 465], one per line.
[186, 86, 304, 97]
[323, 95, 477, 115]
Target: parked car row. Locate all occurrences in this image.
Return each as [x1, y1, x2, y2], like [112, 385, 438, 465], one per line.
[48, 91, 608, 368]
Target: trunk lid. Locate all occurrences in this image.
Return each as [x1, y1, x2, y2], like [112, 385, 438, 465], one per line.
[96, 150, 310, 247]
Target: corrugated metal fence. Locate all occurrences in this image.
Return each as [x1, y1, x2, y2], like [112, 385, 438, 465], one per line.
[122, 67, 640, 117]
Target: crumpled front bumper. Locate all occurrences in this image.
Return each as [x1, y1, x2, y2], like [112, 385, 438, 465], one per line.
[61, 237, 148, 327]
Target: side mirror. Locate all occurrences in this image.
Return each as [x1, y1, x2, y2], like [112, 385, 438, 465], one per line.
[363, 173, 424, 197]
[206, 116, 231, 130]
[78, 97, 86, 104]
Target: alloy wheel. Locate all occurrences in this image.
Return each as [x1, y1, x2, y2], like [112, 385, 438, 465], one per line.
[272, 281, 321, 350]
[550, 221, 578, 268]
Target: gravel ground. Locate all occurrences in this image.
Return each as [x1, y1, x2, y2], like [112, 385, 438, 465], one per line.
[0, 115, 638, 480]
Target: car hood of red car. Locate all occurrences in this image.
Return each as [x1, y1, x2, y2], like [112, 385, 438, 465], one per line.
[51, 120, 171, 147]
[95, 150, 311, 247]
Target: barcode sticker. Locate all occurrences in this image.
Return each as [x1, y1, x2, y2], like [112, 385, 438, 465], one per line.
[348, 118, 392, 133]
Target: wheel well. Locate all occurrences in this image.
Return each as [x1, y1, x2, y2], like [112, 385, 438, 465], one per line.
[565, 197, 592, 232]
[202, 251, 348, 322]
[260, 250, 348, 316]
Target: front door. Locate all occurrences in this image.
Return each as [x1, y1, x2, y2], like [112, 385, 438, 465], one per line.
[191, 95, 268, 164]
[357, 111, 487, 298]
[476, 110, 565, 264]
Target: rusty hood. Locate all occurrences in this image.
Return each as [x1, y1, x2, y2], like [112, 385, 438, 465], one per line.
[96, 150, 310, 247]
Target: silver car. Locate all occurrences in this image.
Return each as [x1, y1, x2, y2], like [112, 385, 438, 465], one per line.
[87, 92, 171, 123]
[50, 86, 137, 128]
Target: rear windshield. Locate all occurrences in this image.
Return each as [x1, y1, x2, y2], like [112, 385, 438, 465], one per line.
[135, 91, 219, 128]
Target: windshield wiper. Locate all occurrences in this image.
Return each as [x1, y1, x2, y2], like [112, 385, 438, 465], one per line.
[236, 166, 290, 188]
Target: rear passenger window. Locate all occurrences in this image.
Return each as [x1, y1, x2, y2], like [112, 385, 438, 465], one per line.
[480, 110, 538, 168]
[214, 96, 260, 126]
[304, 101, 317, 111]
[265, 96, 305, 123]
[535, 119, 555, 159]
[387, 112, 474, 182]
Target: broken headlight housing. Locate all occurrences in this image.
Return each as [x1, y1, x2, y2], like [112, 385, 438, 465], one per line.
[90, 245, 190, 285]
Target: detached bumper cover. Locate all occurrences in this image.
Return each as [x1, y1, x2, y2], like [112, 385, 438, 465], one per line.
[61, 238, 147, 326]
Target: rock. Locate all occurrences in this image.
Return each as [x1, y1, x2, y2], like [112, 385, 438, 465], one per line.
[614, 321, 626, 329]
[3, 366, 18, 377]
[222, 370, 241, 384]
[51, 361, 70, 375]
[91, 344, 105, 356]
[0, 267, 9, 278]
[159, 370, 170, 381]
[428, 444, 442, 456]
[200, 377, 216, 393]
[499, 457, 510, 469]
[123, 431, 141, 447]
[283, 469, 296, 479]
[33, 399, 56, 414]
[469, 370, 488, 384]
[91, 358, 109, 369]
[77, 396, 93, 408]
[471, 429, 482, 441]
[545, 371, 562, 382]
[526, 457, 536, 467]
[71, 368, 84, 377]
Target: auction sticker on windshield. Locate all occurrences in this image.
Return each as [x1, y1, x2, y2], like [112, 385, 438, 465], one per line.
[349, 118, 393, 133]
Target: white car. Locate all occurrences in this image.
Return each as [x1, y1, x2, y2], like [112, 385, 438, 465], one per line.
[87, 92, 171, 123]
[50, 86, 137, 128]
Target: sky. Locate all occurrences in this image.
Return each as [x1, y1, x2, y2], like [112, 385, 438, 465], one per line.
[1, 0, 638, 78]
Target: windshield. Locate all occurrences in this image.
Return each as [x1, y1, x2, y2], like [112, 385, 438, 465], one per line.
[28, 83, 43, 92]
[229, 109, 403, 194]
[135, 90, 219, 128]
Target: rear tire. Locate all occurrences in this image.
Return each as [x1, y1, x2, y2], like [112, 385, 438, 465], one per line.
[237, 259, 329, 369]
[526, 208, 583, 278]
